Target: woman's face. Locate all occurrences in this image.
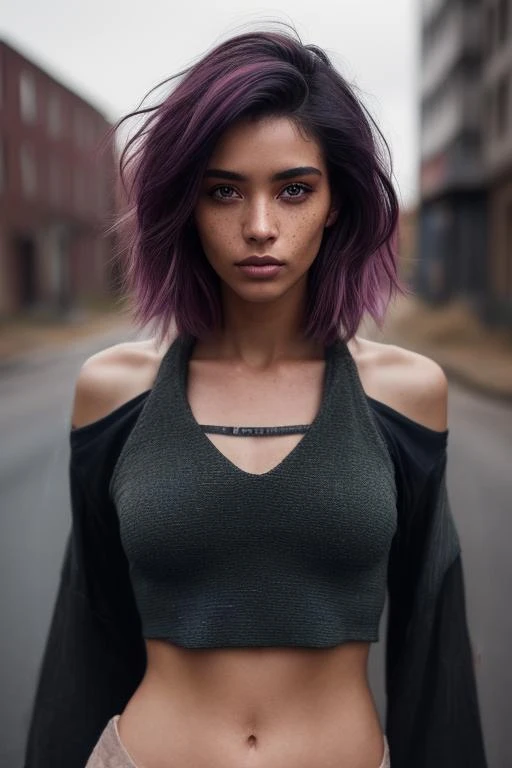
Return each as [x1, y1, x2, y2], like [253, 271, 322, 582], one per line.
[194, 116, 337, 306]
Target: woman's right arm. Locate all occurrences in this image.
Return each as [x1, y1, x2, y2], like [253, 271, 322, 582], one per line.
[23, 343, 151, 768]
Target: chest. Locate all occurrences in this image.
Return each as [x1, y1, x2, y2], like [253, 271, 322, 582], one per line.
[112, 404, 396, 584]
[186, 358, 326, 476]
[113, 430, 397, 581]
[110, 336, 398, 586]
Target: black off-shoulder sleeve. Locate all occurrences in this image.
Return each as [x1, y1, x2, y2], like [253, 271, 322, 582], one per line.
[369, 398, 488, 768]
[23, 396, 148, 768]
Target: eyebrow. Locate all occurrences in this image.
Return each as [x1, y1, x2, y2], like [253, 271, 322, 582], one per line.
[203, 166, 323, 182]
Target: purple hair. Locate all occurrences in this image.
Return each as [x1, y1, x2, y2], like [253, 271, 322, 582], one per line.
[112, 27, 408, 345]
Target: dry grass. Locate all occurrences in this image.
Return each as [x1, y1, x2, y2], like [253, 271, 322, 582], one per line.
[0, 305, 131, 363]
[363, 296, 512, 400]
[381, 297, 512, 353]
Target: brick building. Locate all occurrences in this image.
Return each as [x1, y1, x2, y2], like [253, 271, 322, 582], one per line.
[0, 39, 117, 317]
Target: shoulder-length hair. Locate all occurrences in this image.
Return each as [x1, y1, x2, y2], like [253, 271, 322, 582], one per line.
[111, 27, 407, 345]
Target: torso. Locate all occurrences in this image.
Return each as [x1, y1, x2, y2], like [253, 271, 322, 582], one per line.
[119, 642, 381, 768]
[74, 334, 447, 768]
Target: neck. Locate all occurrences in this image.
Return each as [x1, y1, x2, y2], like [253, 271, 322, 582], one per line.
[193, 282, 324, 368]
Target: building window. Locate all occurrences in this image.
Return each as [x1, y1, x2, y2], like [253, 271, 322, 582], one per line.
[74, 169, 85, 210]
[97, 171, 110, 216]
[47, 93, 62, 138]
[487, 7, 493, 54]
[49, 158, 61, 205]
[499, 0, 510, 45]
[506, 204, 512, 297]
[497, 75, 510, 136]
[484, 88, 494, 137]
[19, 71, 37, 123]
[0, 139, 5, 193]
[20, 144, 37, 197]
[82, 115, 90, 148]
[84, 116, 97, 149]
[74, 107, 87, 149]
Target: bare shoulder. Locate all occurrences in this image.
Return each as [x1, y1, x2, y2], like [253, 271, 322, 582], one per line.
[71, 337, 166, 429]
[348, 336, 448, 432]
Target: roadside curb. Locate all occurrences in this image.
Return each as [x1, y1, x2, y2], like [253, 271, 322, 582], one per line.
[390, 339, 512, 406]
[440, 362, 512, 405]
[363, 299, 512, 406]
[0, 315, 135, 373]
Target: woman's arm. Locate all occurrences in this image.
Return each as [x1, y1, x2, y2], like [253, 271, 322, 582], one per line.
[362, 344, 486, 766]
[384, 431, 487, 767]
[24, 368, 148, 768]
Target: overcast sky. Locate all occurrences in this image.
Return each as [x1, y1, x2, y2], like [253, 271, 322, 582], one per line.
[1, 0, 420, 207]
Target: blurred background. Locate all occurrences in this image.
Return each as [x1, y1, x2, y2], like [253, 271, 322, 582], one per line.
[0, 1, 511, 766]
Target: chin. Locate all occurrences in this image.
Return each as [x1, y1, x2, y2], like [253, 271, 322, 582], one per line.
[238, 279, 294, 296]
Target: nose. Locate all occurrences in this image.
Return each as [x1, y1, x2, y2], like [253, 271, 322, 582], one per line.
[242, 198, 278, 244]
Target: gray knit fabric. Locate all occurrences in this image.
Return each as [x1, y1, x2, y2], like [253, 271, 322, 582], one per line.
[109, 335, 397, 648]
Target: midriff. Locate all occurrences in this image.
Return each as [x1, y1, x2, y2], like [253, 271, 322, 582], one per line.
[116, 639, 385, 768]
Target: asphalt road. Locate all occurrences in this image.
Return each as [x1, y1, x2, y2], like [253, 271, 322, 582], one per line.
[0, 330, 510, 767]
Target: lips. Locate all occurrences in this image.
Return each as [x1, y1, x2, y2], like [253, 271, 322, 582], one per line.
[236, 256, 284, 266]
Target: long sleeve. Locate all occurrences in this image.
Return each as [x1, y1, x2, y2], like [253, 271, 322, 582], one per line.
[385, 449, 487, 767]
[23, 460, 146, 768]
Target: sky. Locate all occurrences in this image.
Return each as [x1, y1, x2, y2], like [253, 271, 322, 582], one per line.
[0, 0, 420, 207]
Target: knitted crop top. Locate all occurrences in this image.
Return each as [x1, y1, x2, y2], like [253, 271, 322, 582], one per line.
[109, 334, 398, 648]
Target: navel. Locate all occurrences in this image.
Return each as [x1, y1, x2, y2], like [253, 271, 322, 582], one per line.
[247, 733, 258, 748]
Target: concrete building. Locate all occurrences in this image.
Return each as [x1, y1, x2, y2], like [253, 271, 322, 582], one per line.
[418, 0, 487, 309]
[482, 0, 512, 324]
[0, 39, 117, 317]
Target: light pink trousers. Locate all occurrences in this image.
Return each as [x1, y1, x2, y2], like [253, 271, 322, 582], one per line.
[85, 715, 391, 768]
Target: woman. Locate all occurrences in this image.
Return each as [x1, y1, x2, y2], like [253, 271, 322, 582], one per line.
[24, 28, 487, 768]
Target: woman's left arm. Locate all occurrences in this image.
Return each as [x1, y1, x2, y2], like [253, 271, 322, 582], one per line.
[381, 358, 488, 768]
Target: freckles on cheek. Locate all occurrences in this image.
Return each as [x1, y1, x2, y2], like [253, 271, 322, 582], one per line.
[204, 224, 228, 250]
[291, 212, 325, 249]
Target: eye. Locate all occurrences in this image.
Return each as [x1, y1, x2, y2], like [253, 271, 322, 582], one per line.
[280, 183, 311, 200]
[209, 185, 241, 201]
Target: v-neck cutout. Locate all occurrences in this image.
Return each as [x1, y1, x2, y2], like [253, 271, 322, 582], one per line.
[171, 335, 345, 478]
